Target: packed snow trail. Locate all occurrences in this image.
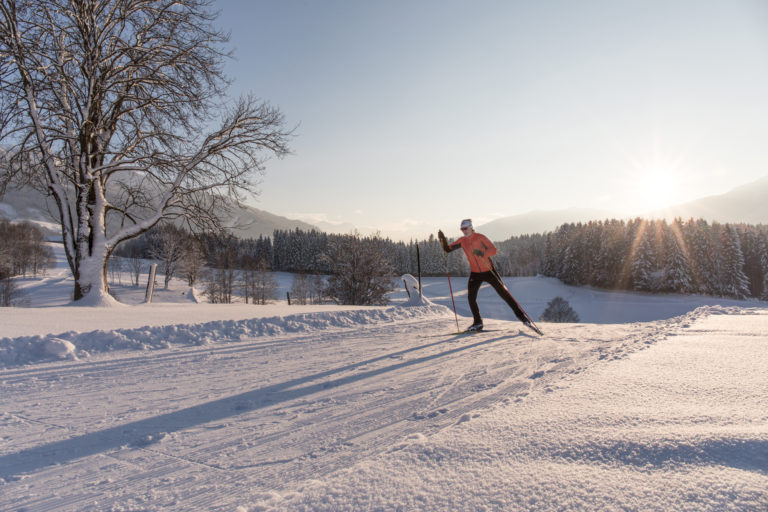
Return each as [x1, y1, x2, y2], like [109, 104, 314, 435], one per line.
[1, 307, 685, 512]
[260, 308, 768, 512]
[1, 307, 765, 511]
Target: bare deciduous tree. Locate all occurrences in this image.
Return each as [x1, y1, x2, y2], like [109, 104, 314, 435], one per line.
[125, 245, 144, 287]
[180, 239, 206, 287]
[204, 246, 237, 304]
[147, 224, 187, 289]
[0, 220, 53, 278]
[241, 254, 258, 304]
[0, 0, 291, 303]
[107, 254, 123, 285]
[290, 273, 326, 305]
[0, 240, 16, 306]
[290, 273, 310, 305]
[0, 272, 21, 306]
[322, 232, 394, 306]
[250, 258, 277, 305]
[0, 220, 47, 305]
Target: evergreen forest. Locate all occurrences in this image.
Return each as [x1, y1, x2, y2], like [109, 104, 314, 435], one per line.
[116, 218, 768, 301]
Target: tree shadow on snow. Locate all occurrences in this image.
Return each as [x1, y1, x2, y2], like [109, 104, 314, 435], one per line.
[0, 334, 508, 479]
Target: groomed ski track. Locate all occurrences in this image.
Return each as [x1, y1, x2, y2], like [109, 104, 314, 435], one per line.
[0, 308, 732, 511]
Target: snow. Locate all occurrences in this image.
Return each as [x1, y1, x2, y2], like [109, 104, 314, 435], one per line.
[1, 244, 767, 511]
[0, 202, 17, 217]
[400, 273, 433, 307]
[269, 309, 767, 511]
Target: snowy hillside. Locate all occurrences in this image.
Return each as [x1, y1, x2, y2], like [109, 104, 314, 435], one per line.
[477, 207, 619, 240]
[0, 185, 319, 240]
[651, 175, 768, 225]
[477, 174, 768, 240]
[0, 245, 767, 511]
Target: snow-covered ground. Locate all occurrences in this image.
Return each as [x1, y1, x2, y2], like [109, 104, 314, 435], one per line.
[1, 244, 767, 511]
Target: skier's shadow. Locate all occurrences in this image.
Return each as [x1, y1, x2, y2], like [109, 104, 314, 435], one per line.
[0, 334, 506, 478]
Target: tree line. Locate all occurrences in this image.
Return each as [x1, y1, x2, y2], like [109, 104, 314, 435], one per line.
[113, 225, 396, 305]
[540, 218, 767, 299]
[0, 220, 54, 306]
[115, 217, 768, 302]
[4, 217, 766, 307]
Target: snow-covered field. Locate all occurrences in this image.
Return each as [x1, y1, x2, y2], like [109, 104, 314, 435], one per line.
[1, 244, 767, 511]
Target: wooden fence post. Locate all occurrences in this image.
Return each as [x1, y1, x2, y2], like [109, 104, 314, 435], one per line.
[416, 243, 422, 298]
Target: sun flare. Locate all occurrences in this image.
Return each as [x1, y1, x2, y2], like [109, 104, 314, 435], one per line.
[627, 159, 685, 214]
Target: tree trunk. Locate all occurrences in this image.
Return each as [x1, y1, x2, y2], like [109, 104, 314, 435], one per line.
[71, 181, 112, 303]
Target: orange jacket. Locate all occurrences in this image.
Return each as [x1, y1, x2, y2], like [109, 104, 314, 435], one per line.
[447, 232, 498, 273]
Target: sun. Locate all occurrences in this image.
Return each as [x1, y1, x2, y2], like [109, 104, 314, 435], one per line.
[630, 167, 678, 212]
[626, 157, 685, 214]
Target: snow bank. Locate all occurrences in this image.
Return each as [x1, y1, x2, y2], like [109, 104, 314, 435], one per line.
[0, 304, 449, 368]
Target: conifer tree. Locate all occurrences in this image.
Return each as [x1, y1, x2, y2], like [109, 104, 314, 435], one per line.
[739, 229, 763, 297]
[631, 228, 656, 291]
[661, 224, 694, 293]
[759, 233, 768, 300]
[539, 296, 580, 323]
[720, 225, 750, 299]
[688, 220, 722, 295]
[558, 246, 580, 285]
[541, 234, 557, 277]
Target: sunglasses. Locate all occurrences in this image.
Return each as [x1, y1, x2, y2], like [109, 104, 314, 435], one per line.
[461, 226, 471, 231]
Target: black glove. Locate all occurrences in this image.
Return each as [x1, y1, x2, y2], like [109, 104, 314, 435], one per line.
[473, 249, 484, 257]
[438, 229, 449, 252]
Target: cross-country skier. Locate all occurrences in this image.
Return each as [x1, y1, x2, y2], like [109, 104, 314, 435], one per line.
[438, 219, 533, 332]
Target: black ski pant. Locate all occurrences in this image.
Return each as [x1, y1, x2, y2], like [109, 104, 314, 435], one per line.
[467, 271, 527, 324]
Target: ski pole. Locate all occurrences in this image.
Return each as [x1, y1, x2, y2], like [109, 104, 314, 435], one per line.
[439, 236, 461, 333]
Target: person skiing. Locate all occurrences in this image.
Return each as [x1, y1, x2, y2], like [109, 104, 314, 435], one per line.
[438, 219, 534, 332]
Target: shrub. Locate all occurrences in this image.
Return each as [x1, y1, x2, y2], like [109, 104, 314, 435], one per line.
[539, 296, 579, 323]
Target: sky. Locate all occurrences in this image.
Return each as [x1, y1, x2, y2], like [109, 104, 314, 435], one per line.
[214, 0, 768, 241]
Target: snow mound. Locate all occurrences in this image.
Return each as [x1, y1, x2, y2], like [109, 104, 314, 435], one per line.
[69, 290, 125, 307]
[186, 287, 200, 303]
[44, 338, 77, 360]
[400, 274, 433, 306]
[0, 304, 450, 368]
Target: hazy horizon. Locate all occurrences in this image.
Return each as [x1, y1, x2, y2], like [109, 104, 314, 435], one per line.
[277, 173, 768, 241]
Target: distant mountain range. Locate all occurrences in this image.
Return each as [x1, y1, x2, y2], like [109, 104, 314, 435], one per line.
[476, 208, 619, 241]
[477, 175, 768, 241]
[0, 185, 318, 239]
[220, 205, 318, 238]
[649, 175, 768, 226]
[4, 175, 768, 242]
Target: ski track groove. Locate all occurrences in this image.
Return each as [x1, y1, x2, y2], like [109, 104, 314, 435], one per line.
[147, 331, 602, 495]
[0, 315, 691, 511]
